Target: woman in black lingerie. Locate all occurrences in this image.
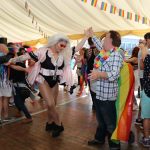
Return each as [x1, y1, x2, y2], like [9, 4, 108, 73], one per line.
[9, 34, 72, 137]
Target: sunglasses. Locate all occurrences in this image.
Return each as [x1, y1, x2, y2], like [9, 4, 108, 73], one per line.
[139, 42, 144, 44]
[60, 44, 66, 48]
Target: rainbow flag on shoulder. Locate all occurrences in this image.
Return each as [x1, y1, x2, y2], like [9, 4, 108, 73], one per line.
[111, 62, 134, 141]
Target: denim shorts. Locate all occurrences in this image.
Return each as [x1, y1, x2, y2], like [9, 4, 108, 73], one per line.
[141, 90, 150, 119]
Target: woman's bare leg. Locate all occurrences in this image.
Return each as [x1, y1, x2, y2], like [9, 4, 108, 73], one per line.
[52, 84, 59, 105]
[39, 81, 61, 125]
[0, 97, 3, 119]
[3, 97, 9, 118]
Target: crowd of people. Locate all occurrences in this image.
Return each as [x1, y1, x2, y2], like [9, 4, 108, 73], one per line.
[0, 28, 149, 149]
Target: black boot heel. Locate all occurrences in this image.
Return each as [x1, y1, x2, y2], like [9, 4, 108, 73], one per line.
[45, 122, 55, 132]
[52, 123, 64, 137]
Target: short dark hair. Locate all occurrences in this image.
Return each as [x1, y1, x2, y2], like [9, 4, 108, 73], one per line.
[144, 32, 150, 40]
[7, 42, 14, 47]
[109, 30, 121, 47]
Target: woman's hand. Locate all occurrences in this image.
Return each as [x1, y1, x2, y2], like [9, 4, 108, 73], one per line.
[84, 27, 94, 38]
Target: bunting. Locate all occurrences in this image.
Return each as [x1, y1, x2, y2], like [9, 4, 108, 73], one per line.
[100, 2, 107, 11]
[91, 0, 98, 7]
[81, 0, 149, 26]
[127, 12, 132, 20]
[135, 14, 140, 22]
[110, 5, 116, 14]
[119, 9, 124, 17]
[24, 1, 48, 38]
[81, 0, 87, 3]
[142, 17, 147, 24]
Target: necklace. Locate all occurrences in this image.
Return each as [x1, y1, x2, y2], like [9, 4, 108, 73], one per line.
[94, 47, 119, 69]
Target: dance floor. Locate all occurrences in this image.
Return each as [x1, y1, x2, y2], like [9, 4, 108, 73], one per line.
[0, 86, 148, 150]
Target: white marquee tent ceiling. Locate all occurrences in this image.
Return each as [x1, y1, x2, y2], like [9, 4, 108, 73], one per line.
[0, 0, 150, 42]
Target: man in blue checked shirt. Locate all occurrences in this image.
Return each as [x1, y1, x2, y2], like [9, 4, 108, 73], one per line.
[87, 29, 123, 150]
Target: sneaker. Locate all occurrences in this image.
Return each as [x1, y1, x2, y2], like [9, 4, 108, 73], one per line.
[88, 139, 105, 145]
[134, 119, 143, 125]
[139, 137, 150, 147]
[69, 85, 76, 94]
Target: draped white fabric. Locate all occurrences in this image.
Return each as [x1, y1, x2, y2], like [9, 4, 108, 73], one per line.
[0, 0, 150, 42]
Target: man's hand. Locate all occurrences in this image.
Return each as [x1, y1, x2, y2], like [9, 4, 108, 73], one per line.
[88, 70, 99, 80]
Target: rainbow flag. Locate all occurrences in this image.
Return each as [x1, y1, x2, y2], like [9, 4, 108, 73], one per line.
[81, 0, 87, 3]
[100, 2, 107, 11]
[119, 9, 124, 17]
[110, 5, 116, 14]
[142, 17, 147, 24]
[135, 14, 140, 22]
[111, 62, 134, 141]
[127, 12, 132, 20]
[91, 0, 98, 7]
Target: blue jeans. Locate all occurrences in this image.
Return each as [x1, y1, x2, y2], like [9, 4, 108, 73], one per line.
[94, 99, 118, 146]
[14, 87, 32, 119]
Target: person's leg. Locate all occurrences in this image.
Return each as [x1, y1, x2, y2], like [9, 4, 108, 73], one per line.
[94, 100, 107, 142]
[3, 97, 9, 118]
[39, 81, 60, 124]
[0, 97, 3, 120]
[90, 90, 96, 110]
[143, 119, 150, 138]
[52, 84, 59, 105]
[100, 101, 120, 149]
[88, 99, 106, 146]
[39, 81, 64, 137]
[14, 88, 32, 119]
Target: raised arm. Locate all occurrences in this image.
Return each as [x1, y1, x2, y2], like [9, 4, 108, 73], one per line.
[75, 27, 92, 52]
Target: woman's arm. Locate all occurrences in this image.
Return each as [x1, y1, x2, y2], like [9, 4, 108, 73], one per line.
[75, 28, 92, 52]
[125, 57, 137, 63]
[10, 65, 29, 73]
[75, 37, 88, 52]
[9, 53, 31, 63]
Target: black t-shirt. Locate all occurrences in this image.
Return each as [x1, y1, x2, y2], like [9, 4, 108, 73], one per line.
[143, 54, 150, 97]
[84, 48, 96, 74]
[10, 62, 26, 83]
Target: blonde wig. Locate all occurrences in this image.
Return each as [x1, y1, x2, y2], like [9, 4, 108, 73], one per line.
[45, 34, 72, 66]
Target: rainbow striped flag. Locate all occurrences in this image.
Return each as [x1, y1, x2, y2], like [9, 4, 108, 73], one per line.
[110, 5, 116, 14]
[119, 9, 124, 17]
[127, 12, 132, 20]
[81, 0, 87, 3]
[111, 62, 134, 141]
[91, 0, 98, 7]
[100, 2, 107, 11]
[142, 17, 147, 24]
[135, 14, 140, 22]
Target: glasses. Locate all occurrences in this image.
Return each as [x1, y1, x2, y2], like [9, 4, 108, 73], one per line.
[139, 42, 144, 44]
[60, 44, 66, 48]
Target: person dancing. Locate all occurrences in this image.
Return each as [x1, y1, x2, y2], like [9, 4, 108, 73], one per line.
[9, 34, 72, 137]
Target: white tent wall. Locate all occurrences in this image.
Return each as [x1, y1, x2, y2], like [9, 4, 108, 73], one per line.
[0, 0, 150, 43]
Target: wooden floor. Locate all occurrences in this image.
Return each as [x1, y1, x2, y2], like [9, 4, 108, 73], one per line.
[0, 86, 149, 150]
